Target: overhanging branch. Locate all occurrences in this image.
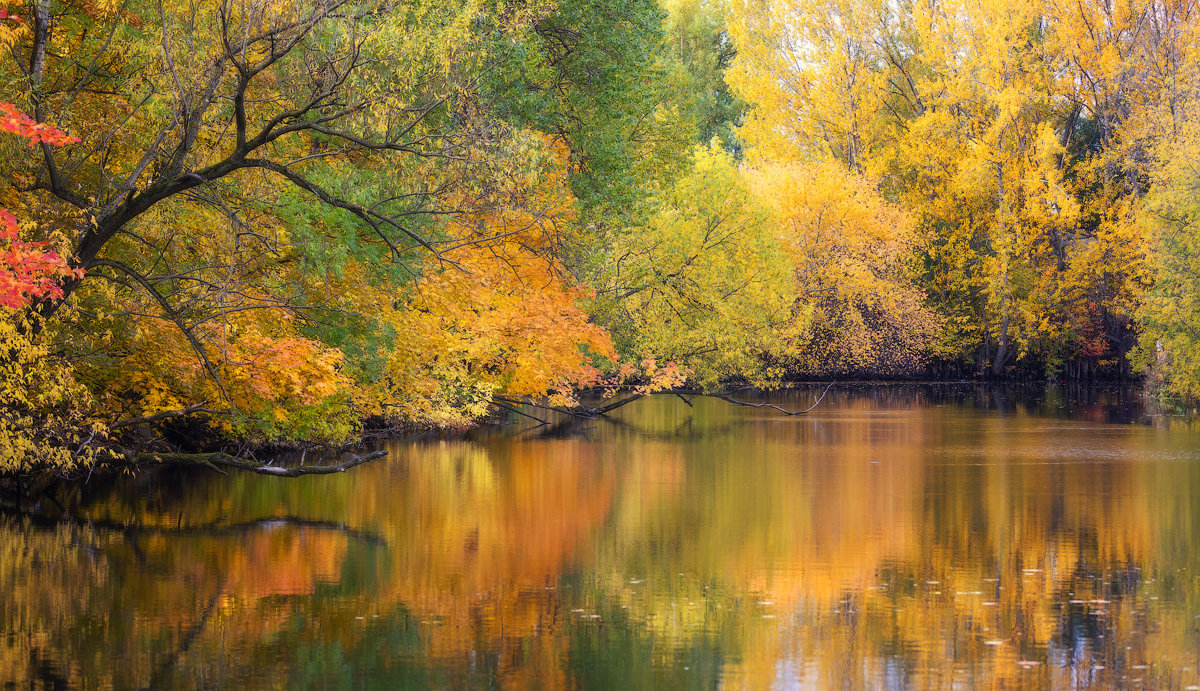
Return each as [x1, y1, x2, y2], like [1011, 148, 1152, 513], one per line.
[130, 449, 387, 476]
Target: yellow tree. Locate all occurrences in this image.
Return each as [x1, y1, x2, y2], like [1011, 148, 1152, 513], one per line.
[379, 140, 618, 425]
[747, 160, 938, 375]
[727, 0, 1195, 376]
[727, 0, 893, 169]
[1133, 69, 1200, 397]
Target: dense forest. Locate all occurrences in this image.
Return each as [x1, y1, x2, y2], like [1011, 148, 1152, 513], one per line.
[1, 0, 1199, 473]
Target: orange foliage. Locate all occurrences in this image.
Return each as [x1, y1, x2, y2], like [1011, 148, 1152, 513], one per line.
[0, 210, 81, 309]
[0, 103, 79, 147]
[84, 310, 356, 444]
[380, 136, 618, 423]
[386, 241, 615, 423]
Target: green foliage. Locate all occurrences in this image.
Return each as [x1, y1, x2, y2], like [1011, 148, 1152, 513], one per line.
[591, 146, 799, 387]
[662, 0, 746, 153]
[483, 0, 693, 216]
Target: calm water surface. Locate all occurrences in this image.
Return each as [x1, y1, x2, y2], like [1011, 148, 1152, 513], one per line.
[5, 385, 1200, 689]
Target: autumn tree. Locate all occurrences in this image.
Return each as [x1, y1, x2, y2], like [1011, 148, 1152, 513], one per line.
[0, 0, 711, 467]
[590, 146, 799, 387]
[746, 160, 938, 377]
[727, 0, 1198, 378]
[0, 100, 95, 472]
[1134, 93, 1200, 398]
[662, 0, 746, 152]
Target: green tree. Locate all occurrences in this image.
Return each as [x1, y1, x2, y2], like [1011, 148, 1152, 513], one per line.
[590, 146, 799, 386]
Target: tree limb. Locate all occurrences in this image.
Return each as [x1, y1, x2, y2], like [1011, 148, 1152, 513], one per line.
[110, 403, 219, 430]
[708, 382, 835, 416]
[497, 384, 836, 420]
[131, 449, 387, 476]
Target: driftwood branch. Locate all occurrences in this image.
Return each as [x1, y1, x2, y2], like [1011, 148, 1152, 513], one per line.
[491, 400, 550, 425]
[709, 382, 835, 416]
[494, 395, 595, 419]
[130, 449, 387, 476]
[498, 384, 836, 420]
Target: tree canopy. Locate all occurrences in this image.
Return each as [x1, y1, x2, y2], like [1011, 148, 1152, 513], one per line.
[2, 0, 1200, 473]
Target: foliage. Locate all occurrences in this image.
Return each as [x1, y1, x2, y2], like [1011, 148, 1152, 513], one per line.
[1134, 106, 1200, 399]
[0, 0, 702, 465]
[485, 0, 692, 216]
[0, 103, 94, 473]
[0, 208, 78, 309]
[6, 0, 1200, 470]
[746, 160, 938, 376]
[591, 146, 799, 387]
[0, 314, 101, 473]
[661, 0, 746, 152]
[726, 0, 1196, 378]
[381, 231, 616, 424]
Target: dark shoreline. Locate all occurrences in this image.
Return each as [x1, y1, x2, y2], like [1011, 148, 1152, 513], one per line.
[11, 379, 1186, 485]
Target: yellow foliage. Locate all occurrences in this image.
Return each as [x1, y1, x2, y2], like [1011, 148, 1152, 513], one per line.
[592, 145, 800, 387]
[0, 315, 101, 473]
[747, 160, 939, 375]
[1135, 104, 1200, 398]
[724, 0, 1200, 374]
[376, 139, 617, 423]
[77, 306, 358, 445]
[0, 1, 27, 50]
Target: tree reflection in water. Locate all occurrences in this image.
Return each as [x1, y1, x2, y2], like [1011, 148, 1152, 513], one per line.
[1, 385, 1199, 689]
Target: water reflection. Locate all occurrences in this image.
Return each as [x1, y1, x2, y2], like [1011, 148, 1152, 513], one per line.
[2, 386, 1200, 689]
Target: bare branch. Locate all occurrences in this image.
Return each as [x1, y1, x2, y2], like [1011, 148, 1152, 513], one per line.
[132, 449, 387, 476]
[89, 258, 232, 403]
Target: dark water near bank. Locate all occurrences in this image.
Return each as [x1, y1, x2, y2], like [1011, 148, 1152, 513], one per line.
[5, 384, 1200, 689]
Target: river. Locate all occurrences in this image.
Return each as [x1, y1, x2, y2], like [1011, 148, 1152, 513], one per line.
[3, 384, 1200, 689]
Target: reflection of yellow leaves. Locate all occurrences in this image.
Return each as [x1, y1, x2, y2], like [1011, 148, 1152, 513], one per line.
[6, 397, 1200, 688]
